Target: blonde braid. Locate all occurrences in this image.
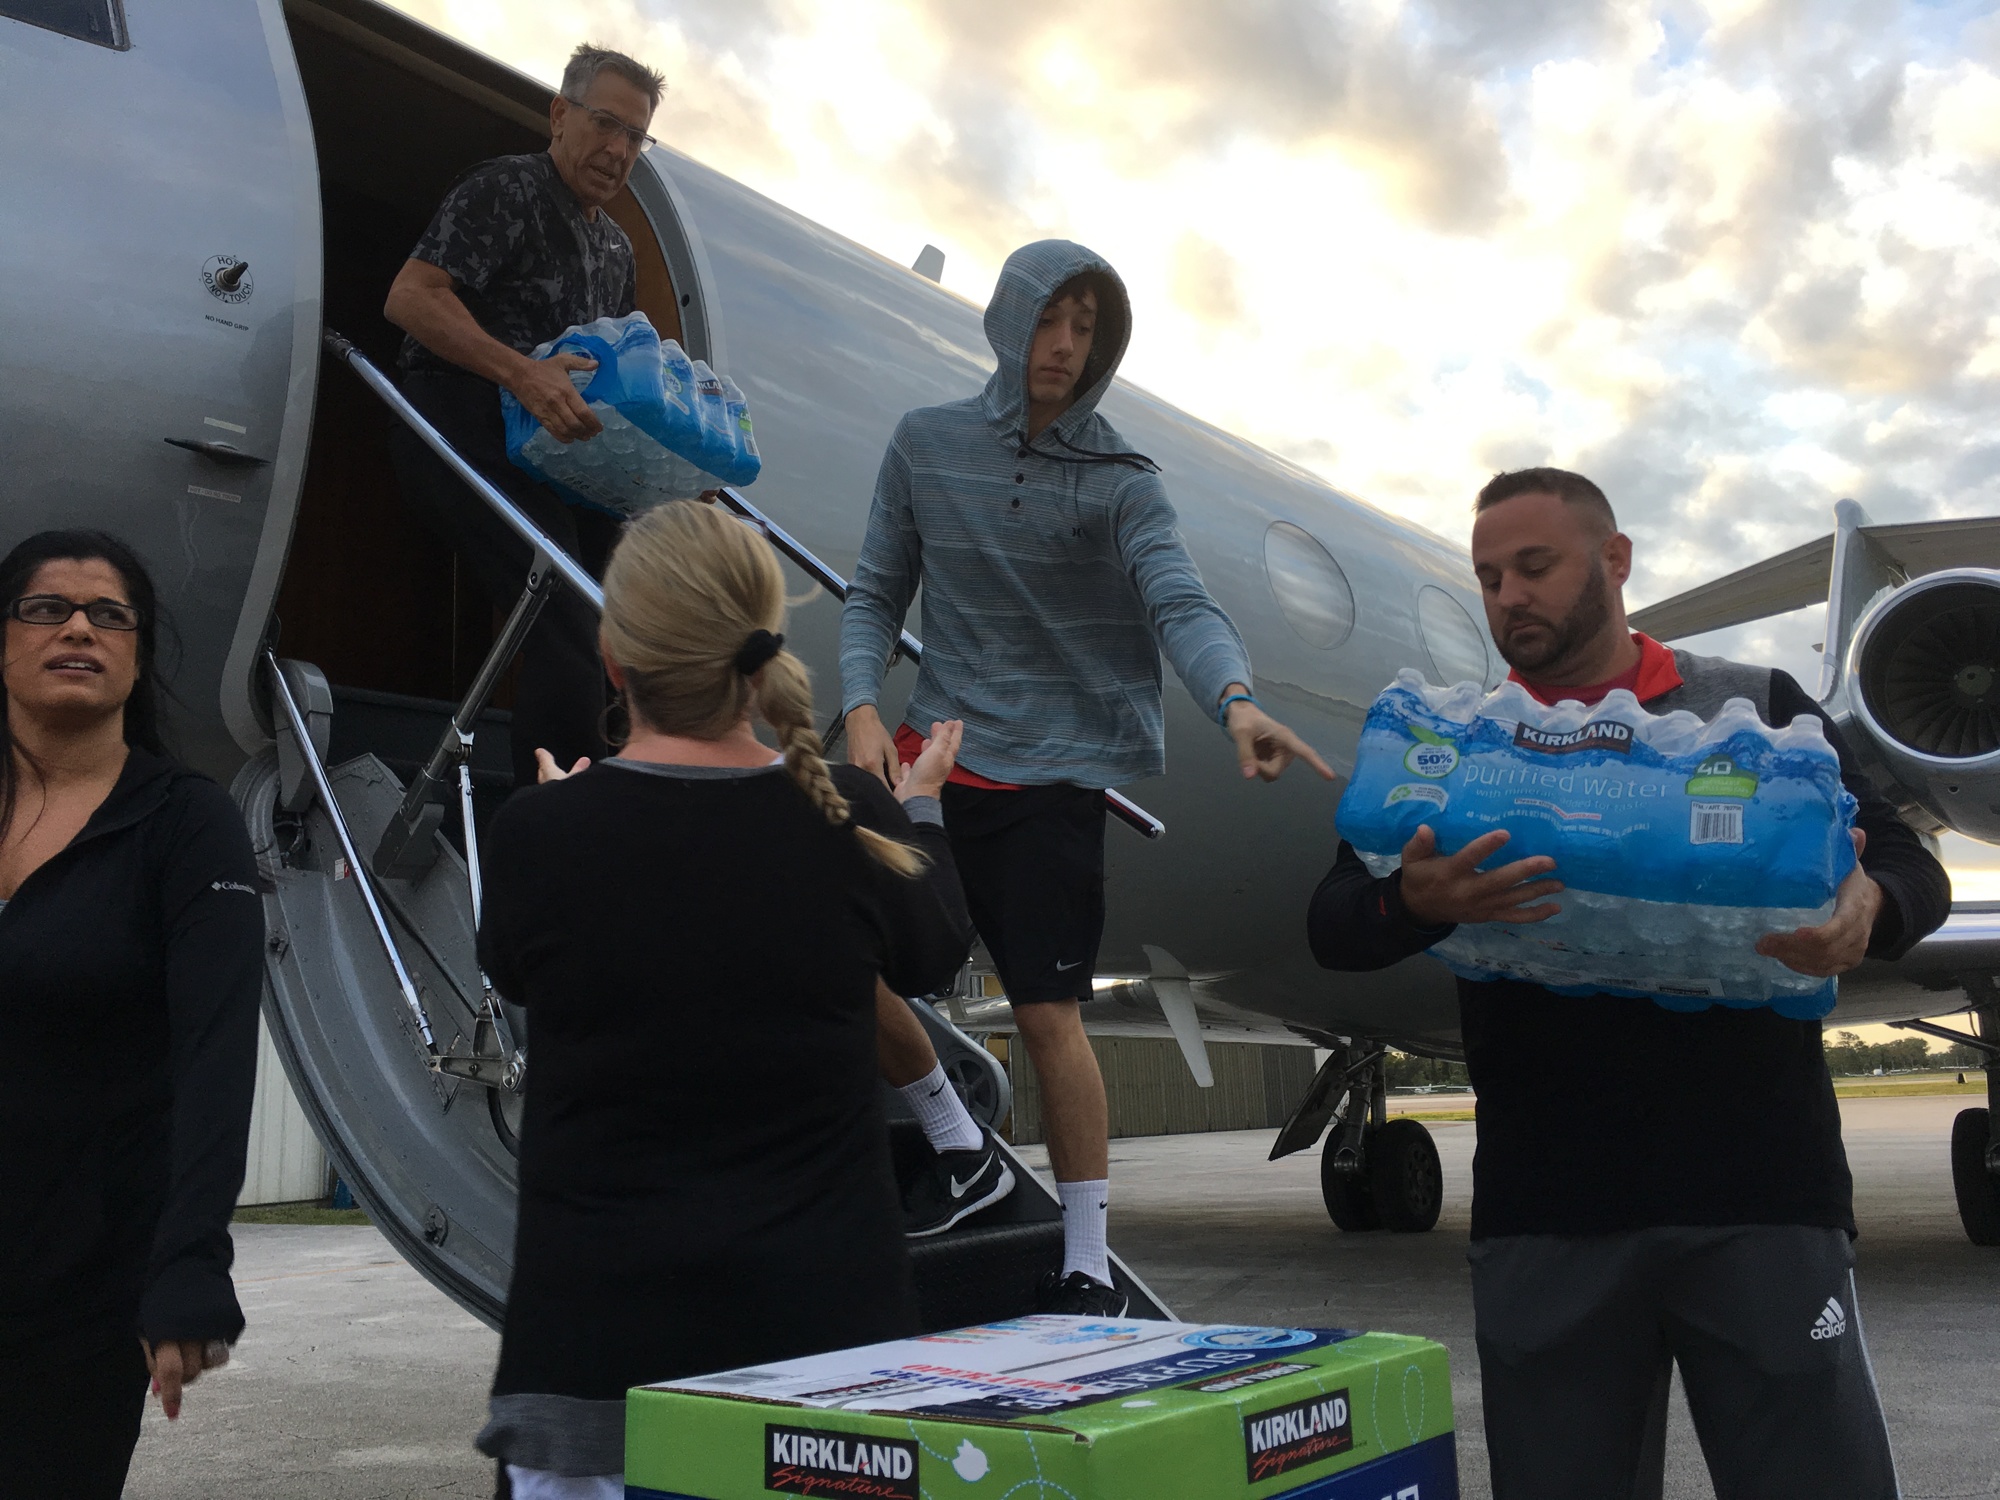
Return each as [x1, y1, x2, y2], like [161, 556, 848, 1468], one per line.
[759, 651, 926, 878]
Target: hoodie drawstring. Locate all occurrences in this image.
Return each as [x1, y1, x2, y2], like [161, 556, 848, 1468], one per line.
[1021, 426, 1160, 475]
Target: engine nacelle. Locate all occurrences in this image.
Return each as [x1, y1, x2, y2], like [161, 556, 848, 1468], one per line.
[1846, 568, 2000, 841]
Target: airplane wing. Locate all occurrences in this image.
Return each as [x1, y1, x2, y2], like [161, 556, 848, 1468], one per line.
[1629, 511, 2000, 641]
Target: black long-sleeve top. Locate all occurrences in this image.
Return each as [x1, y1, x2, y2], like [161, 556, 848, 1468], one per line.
[474, 759, 973, 1444]
[0, 748, 264, 1355]
[1308, 669, 1951, 1239]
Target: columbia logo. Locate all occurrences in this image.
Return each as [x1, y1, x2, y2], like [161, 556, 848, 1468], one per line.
[1810, 1297, 1847, 1340]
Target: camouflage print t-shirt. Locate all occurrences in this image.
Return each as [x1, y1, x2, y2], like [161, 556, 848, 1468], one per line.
[399, 152, 638, 374]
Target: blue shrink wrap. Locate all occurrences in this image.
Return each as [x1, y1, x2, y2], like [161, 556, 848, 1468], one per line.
[502, 312, 761, 516]
[1336, 671, 1859, 1018]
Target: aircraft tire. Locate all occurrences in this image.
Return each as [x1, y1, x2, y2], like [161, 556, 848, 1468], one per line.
[1321, 1132, 1382, 1232]
[1950, 1107, 2000, 1246]
[476, 1015, 524, 1159]
[1368, 1118, 1443, 1233]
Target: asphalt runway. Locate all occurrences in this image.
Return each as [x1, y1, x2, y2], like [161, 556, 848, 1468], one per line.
[123, 1095, 1998, 1499]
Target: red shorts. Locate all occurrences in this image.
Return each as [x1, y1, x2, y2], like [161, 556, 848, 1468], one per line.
[892, 722, 1020, 791]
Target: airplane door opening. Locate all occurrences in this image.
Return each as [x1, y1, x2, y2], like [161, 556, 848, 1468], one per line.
[269, 0, 702, 803]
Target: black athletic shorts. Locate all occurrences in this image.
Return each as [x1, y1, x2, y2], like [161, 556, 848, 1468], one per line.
[940, 782, 1106, 1005]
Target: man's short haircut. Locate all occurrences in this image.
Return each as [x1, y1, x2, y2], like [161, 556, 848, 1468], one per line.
[561, 44, 666, 112]
[1475, 467, 1617, 534]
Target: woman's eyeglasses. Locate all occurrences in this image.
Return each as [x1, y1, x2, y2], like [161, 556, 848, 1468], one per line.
[7, 594, 142, 631]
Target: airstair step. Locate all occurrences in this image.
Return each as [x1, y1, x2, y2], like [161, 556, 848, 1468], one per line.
[908, 1219, 1064, 1331]
[885, 1117, 1166, 1325]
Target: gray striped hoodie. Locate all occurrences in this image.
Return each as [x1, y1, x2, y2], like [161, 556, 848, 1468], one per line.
[839, 240, 1253, 789]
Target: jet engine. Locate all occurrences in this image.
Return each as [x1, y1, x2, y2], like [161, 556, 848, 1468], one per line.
[1847, 568, 2000, 841]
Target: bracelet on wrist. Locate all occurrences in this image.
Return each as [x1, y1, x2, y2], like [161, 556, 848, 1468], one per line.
[1215, 691, 1258, 727]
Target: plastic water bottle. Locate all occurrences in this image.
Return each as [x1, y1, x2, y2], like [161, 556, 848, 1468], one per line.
[501, 313, 763, 516]
[1337, 670, 1858, 1018]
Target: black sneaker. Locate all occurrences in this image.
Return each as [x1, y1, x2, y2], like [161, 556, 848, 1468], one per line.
[903, 1133, 1016, 1238]
[1036, 1269, 1130, 1316]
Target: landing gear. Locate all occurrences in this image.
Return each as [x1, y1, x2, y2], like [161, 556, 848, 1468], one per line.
[1950, 1108, 2000, 1245]
[1370, 1117, 1443, 1232]
[1894, 995, 2000, 1247]
[476, 1013, 524, 1157]
[1294, 1041, 1442, 1234]
[1321, 1139, 1381, 1231]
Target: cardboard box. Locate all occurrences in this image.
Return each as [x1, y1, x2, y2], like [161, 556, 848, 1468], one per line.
[627, 1315, 1456, 1499]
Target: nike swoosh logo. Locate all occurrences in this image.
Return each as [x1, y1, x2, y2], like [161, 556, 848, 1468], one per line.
[927, 1083, 947, 1097]
[950, 1157, 993, 1197]
[1055, 959, 1082, 971]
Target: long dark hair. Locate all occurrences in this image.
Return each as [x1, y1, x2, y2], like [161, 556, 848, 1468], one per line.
[0, 529, 171, 836]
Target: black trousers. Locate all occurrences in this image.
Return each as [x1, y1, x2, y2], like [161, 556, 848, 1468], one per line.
[1471, 1226, 1899, 1500]
[0, 1337, 149, 1499]
[390, 368, 623, 790]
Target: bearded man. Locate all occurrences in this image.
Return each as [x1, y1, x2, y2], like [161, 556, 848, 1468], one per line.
[1307, 467, 1948, 1500]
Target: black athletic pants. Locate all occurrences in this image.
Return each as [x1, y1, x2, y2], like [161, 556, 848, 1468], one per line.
[0, 1337, 149, 1499]
[1471, 1226, 1899, 1500]
[390, 368, 623, 790]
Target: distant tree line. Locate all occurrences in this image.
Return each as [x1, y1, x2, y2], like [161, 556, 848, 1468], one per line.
[1824, 1030, 1987, 1077]
[1385, 1051, 1471, 1088]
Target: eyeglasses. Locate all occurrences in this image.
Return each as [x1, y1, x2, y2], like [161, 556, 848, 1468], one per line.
[560, 97, 656, 150]
[8, 594, 142, 631]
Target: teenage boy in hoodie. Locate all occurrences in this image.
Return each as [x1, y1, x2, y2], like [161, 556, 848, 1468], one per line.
[841, 240, 1331, 1314]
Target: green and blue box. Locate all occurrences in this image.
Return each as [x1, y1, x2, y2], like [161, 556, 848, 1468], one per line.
[626, 1315, 1456, 1498]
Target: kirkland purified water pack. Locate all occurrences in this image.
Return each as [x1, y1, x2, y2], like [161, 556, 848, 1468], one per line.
[1336, 671, 1859, 1018]
[502, 311, 761, 516]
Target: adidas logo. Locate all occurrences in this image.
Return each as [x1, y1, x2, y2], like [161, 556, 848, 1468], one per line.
[1809, 1297, 1847, 1341]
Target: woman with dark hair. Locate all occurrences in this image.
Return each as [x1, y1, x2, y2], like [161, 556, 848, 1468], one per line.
[0, 530, 265, 1498]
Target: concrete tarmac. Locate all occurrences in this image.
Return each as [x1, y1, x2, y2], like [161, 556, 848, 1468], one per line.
[124, 1095, 1998, 1499]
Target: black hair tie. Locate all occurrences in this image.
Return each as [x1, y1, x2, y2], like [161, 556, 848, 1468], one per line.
[734, 629, 784, 676]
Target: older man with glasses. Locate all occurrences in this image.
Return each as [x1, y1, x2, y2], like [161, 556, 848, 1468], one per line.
[385, 43, 665, 791]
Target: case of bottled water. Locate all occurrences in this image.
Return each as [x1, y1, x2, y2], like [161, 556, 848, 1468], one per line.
[501, 312, 761, 517]
[1336, 671, 1859, 1018]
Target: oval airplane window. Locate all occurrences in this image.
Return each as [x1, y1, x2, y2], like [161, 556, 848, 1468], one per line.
[1263, 522, 1355, 649]
[1418, 585, 1490, 685]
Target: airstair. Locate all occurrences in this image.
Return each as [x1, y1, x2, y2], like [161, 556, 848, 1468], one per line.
[234, 330, 1171, 1329]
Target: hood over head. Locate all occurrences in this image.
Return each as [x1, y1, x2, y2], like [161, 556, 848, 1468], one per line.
[979, 240, 1136, 452]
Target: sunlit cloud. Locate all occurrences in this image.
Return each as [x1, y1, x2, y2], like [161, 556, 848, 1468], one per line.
[388, 0, 2000, 910]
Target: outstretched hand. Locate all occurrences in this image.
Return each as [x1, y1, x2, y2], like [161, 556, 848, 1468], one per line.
[534, 748, 591, 783]
[1223, 696, 1334, 782]
[1397, 825, 1563, 928]
[896, 719, 963, 802]
[1756, 829, 1881, 977]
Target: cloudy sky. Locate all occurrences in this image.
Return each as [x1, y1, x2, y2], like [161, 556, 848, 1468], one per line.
[398, 0, 2000, 904]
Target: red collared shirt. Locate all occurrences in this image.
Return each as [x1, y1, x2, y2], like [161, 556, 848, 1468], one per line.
[1511, 632, 1682, 708]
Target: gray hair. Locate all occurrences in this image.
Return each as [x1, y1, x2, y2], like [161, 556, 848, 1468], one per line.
[561, 44, 665, 112]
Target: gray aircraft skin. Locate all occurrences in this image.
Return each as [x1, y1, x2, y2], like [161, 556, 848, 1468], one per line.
[6, 0, 2000, 1313]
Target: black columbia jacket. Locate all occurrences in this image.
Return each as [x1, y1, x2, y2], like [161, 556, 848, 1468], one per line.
[0, 748, 263, 1354]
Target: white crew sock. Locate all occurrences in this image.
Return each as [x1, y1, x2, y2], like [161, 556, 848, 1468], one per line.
[901, 1063, 984, 1154]
[1058, 1178, 1112, 1285]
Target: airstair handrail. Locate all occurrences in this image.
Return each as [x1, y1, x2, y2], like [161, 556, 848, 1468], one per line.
[323, 332, 605, 612]
[321, 331, 1164, 840]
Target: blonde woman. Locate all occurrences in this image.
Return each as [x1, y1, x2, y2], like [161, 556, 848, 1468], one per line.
[472, 502, 972, 1500]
